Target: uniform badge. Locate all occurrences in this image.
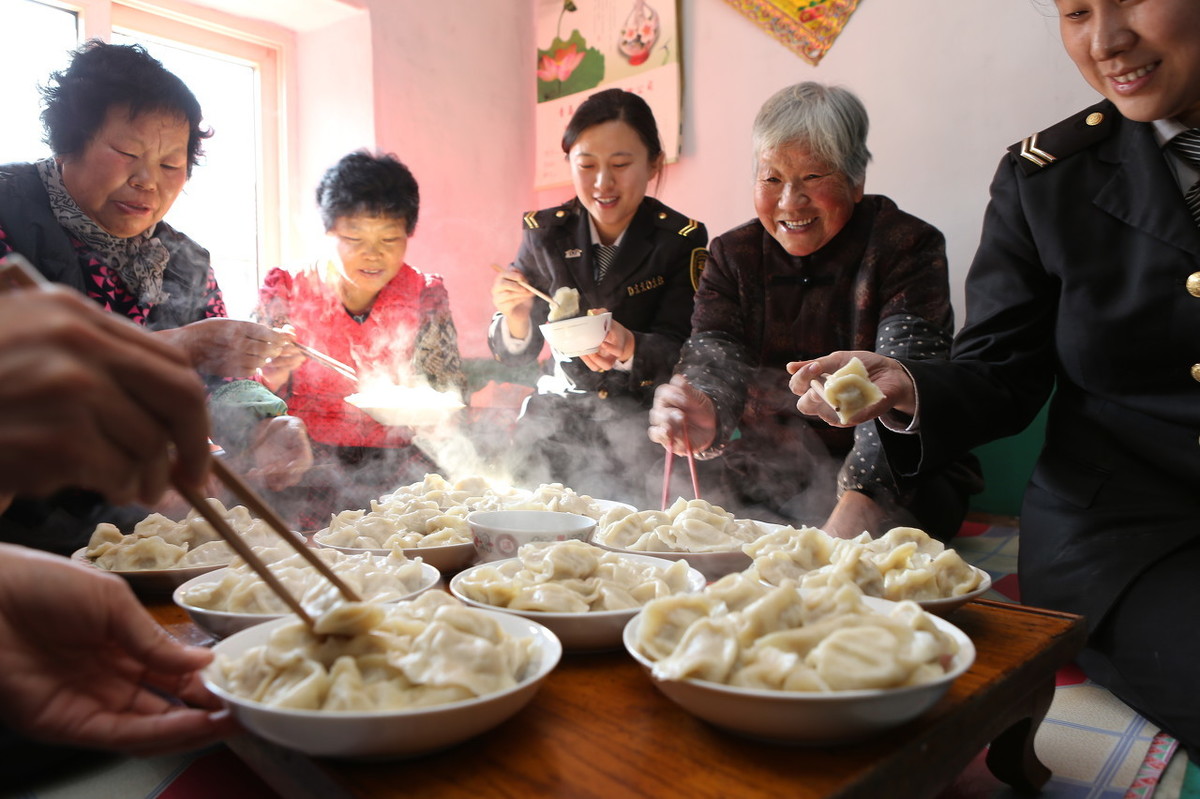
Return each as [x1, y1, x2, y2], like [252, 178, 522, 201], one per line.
[565, 248, 583, 258]
[689, 247, 709, 291]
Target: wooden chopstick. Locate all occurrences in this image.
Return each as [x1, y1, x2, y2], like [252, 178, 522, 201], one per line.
[209, 458, 361, 603]
[681, 422, 701, 501]
[490, 263, 559, 307]
[292, 341, 358, 383]
[661, 416, 701, 510]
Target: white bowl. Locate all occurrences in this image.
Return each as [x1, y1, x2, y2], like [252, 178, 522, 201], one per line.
[72, 546, 224, 595]
[203, 609, 562, 759]
[538, 311, 612, 357]
[344, 391, 464, 428]
[173, 560, 442, 639]
[449, 551, 706, 651]
[622, 596, 975, 744]
[467, 510, 596, 563]
[312, 534, 478, 574]
[906, 569, 993, 616]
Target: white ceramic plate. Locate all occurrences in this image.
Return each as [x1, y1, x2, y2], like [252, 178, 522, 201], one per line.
[173, 559, 441, 639]
[311, 533, 478, 574]
[72, 547, 225, 595]
[449, 550, 706, 651]
[623, 595, 975, 744]
[204, 608, 562, 759]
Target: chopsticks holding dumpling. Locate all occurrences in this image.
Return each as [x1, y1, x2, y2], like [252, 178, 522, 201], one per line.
[661, 414, 702, 510]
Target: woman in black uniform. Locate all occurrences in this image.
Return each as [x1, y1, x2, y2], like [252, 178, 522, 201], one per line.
[488, 88, 707, 506]
[790, 0, 1200, 763]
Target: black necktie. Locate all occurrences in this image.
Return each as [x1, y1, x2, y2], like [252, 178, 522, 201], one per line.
[593, 244, 617, 282]
[1168, 129, 1200, 227]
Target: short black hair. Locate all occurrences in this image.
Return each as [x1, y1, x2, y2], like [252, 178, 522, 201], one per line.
[40, 39, 211, 177]
[561, 88, 663, 163]
[315, 150, 420, 234]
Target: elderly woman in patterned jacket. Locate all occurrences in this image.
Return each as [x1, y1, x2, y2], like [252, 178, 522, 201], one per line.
[0, 40, 308, 554]
[649, 82, 979, 542]
[489, 89, 707, 506]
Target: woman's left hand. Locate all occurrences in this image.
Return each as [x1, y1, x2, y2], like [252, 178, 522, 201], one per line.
[159, 319, 287, 378]
[579, 309, 635, 372]
[244, 415, 313, 491]
[820, 490, 887, 540]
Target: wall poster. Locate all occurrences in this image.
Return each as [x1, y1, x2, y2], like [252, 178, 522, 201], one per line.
[724, 0, 860, 65]
[535, 0, 681, 190]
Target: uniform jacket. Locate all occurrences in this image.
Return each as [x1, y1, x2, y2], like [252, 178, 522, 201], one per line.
[678, 196, 958, 506]
[256, 262, 467, 449]
[886, 101, 1200, 629]
[488, 196, 707, 405]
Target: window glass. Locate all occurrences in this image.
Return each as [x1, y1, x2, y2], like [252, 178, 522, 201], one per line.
[112, 30, 262, 319]
[0, 1, 79, 163]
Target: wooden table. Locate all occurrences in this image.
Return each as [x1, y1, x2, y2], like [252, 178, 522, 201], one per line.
[149, 598, 1085, 799]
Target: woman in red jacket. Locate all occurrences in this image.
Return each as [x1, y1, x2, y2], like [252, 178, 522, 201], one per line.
[256, 151, 467, 528]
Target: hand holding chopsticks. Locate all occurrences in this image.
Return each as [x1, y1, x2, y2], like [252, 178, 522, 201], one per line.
[490, 263, 559, 308]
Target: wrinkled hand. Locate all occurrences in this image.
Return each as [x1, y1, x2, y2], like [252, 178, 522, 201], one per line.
[787, 351, 915, 427]
[259, 326, 306, 393]
[580, 309, 634, 372]
[159, 319, 287, 379]
[491, 268, 534, 339]
[820, 490, 887, 540]
[0, 544, 239, 754]
[0, 286, 210, 505]
[647, 374, 718, 455]
[245, 415, 313, 491]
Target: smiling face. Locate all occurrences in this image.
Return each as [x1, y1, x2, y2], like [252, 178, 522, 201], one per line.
[754, 143, 863, 257]
[329, 214, 409, 311]
[1056, 0, 1200, 126]
[59, 105, 190, 238]
[569, 119, 663, 245]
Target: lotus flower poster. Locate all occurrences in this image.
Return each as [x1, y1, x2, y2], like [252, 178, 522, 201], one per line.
[535, 0, 681, 189]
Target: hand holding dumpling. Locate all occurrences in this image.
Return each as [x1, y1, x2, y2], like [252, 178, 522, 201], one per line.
[788, 351, 916, 427]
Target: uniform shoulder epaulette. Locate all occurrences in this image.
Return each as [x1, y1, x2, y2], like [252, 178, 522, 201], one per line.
[650, 204, 702, 238]
[1007, 100, 1116, 176]
[522, 205, 574, 230]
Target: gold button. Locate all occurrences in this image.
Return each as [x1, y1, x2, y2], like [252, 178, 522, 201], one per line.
[658, 212, 668, 220]
[598, 389, 609, 399]
[555, 210, 566, 218]
[1192, 364, 1200, 382]
[1086, 112, 1104, 126]
[639, 379, 653, 387]
[1188, 272, 1200, 297]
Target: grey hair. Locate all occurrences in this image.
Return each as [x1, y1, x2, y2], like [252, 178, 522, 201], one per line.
[752, 82, 871, 188]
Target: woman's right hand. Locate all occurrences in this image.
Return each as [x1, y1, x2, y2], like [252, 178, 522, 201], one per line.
[648, 375, 718, 455]
[258, 326, 306, 393]
[158, 319, 288, 379]
[491, 268, 534, 339]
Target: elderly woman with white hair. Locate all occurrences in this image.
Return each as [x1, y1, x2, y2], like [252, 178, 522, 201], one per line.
[649, 81, 979, 541]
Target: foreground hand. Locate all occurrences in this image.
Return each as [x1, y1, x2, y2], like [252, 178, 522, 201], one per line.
[787, 351, 915, 427]
[490, 268, 534, 339]
[820, 490, 887, 540]
[0, 286, 210, 504]
[580, 309, 634, 372]
[245, 415, 313, 491]
[160, 319, 287, 379]
[0, 544, 238, 754]
[647, 375, 718, 455]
